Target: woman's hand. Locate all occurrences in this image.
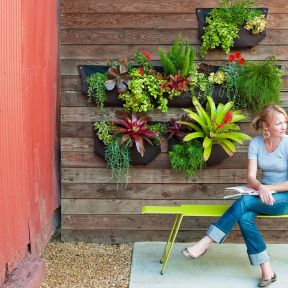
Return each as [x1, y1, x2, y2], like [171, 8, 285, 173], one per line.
[258, 184, 275, 205]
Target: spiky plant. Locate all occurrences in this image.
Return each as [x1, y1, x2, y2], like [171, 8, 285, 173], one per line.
[111, 111, 159, 157]
[179, 96, 251, 161]
[159, 33, 196, 77]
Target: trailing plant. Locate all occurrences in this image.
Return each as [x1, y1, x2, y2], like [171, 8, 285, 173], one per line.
[159, 33, 197, 77]
[111, 110, 159, 157]
[87, 72, 108, 110]
[180, 96, 251, 161]
[200, 0, 266, 57]
[169, 140, 205, 177]
[236, 56, 282, 113]
[105, 136, 131, 186]
[105, 58, 130, 93]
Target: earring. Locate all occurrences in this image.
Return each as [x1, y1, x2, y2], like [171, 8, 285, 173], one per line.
[263, 129, 270, 139]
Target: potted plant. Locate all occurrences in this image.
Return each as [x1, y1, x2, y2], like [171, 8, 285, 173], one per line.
[196, 0, 268, 57]
[158, 33, 213, 107]
[235, 56, 282, 113]
[93, 111, 162, 184]
[77, 60, 130, 108]
[179, 96, 251, 165]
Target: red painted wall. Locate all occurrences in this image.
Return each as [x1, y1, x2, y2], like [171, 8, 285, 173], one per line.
[0, 0, 59, 283]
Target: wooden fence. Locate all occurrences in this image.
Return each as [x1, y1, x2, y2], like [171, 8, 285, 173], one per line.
[60, 0, 288, 243]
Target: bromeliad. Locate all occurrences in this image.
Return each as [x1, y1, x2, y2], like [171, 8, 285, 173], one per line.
[111, 110, 159, 157]
[179, 96, 251, 161]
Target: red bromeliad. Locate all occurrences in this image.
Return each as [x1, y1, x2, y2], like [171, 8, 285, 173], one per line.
[111, 111, 158, 156]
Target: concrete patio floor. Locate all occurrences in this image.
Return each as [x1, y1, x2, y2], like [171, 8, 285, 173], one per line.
[129, 242, 288, 288]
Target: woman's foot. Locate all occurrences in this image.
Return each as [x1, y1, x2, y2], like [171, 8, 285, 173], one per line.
[181, 247, 207, 259]
[258, 272, 277, 287]
[181, 236, 212, 258]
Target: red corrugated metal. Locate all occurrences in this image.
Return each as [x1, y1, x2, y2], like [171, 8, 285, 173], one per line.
[0, 0, 59, 283]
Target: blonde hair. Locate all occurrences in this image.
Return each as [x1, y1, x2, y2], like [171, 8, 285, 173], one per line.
[252, 104, 288, 131]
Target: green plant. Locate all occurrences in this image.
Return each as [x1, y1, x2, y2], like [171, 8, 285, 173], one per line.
[180, 96, 251, 161]
[119, 67, 168, 112]
[149, 123, 168, 136]
[111, 111, 159, 156]
[236, 57, 282, 113]
[87, 72, 108, 110]
[169, 140, 205, 177]
[200, 0, 266, 57]
[217, 52, 246, 109]
[105, 136, 131, 186]
[93, 121, 113, 145]
[159, 33, 197, 77]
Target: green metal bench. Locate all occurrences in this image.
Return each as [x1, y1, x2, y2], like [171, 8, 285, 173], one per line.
[142, 204, 288, 275]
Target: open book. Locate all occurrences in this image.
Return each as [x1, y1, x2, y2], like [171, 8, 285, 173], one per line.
[223, 186, 258, 199]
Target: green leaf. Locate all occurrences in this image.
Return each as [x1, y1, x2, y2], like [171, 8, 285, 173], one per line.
[178, 121, 202, 132]
[183, 132, 204, 142]
[203, 136, 212, 148]
[203, 144, 212, 161]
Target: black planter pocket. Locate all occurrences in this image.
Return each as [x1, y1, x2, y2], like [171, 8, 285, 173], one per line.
[92, 129, 161, 166]
[212, 85, 228, 105]
[196, 8, 268, 49]
[78, 65, 124, 107]
[167, 91, 193, 108]
[206, 144, 229, 166]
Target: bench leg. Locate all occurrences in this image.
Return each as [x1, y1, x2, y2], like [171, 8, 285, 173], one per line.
[160, 214, 183, 275]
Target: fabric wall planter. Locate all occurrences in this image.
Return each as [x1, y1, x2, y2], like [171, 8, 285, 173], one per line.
[92, 129, 161, 165]
[212, 85, 228, 105]
[196, 8, 268, 49]
[168, 136, 229, 166]
[78, 65, 124, 107]
[205, 144, 230, 166]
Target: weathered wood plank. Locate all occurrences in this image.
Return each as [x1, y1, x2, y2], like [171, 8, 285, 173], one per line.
[60, 44, 288, 60]
[61, 151, 248, 169]
[61, 199, 235, 214]
[61, 168, 248, 184]
[61, 183, 244, 199]
[62, 214, 288, 230]
[60, 99, 288, 122]
[61, 74, 288, 92]
[61, 60, 288, 75]
[60, 122, 258, 138]
[61, 229, 288, 243]
[60, 13, 288, 29]
[60, 29, 288, 45]
[61, 0, 288, 14]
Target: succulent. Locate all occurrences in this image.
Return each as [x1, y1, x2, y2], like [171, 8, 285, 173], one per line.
[111, 111, 159, 156]
[105, 60, 130, 93]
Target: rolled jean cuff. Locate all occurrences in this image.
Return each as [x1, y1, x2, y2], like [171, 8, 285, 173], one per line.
[249, 249, 270, 266]
[207, 224, 228, 243]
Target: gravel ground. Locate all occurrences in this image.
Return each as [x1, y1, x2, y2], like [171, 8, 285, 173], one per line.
[41, 233, 133, 288]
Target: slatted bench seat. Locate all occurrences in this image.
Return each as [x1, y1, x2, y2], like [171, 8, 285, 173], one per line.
[142, 204, 288, 275]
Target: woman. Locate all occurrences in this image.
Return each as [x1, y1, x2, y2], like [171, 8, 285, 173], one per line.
[182, 104, 288, 287]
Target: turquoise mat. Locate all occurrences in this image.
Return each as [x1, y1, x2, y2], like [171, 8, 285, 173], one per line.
[129, 242, 288, 288]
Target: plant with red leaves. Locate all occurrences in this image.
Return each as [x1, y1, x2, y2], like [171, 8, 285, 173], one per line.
[161, 73, 189, 98]
[168, 114, 191, 140]
[111, 110, 159, 156]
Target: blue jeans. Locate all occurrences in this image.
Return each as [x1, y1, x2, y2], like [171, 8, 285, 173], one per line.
[207, 192, 288, 265]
